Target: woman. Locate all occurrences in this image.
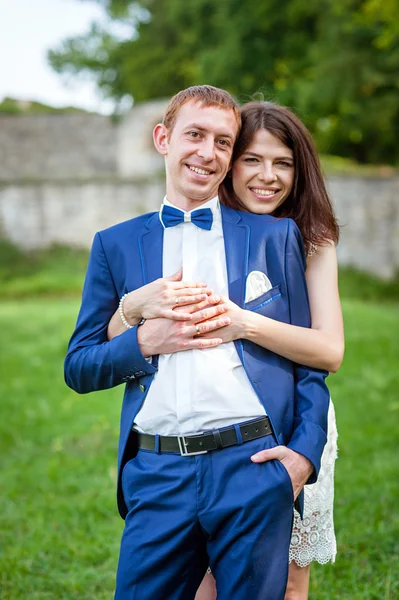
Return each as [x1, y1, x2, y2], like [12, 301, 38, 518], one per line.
[196, 102, 342, 599]
[108, 101, 343, 600]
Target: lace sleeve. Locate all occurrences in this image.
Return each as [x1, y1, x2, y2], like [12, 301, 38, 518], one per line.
[306, 242, 318, 258]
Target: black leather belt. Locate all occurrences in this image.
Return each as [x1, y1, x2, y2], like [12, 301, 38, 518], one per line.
[133, 416, 272, 456]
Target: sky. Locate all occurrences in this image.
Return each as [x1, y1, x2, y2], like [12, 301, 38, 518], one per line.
[0, 0, 130, 114]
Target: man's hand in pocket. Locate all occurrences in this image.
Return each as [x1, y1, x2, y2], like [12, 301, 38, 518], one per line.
[251, 446, 313, 500]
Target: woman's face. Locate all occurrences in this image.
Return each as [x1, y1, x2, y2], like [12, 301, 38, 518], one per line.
[232, 129, 294, 214]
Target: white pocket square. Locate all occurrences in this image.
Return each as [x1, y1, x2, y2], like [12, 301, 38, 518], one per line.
[245, 270, 273, 303]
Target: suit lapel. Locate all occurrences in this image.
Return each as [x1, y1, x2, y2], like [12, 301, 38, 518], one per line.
[221, 205, 249, 307]
[138, 206, 250, 297]
[138, 213, 164, 284]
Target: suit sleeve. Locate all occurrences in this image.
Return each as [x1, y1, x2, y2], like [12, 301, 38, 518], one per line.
[284, 219, 330, 483]
[64, 232, 157, 394]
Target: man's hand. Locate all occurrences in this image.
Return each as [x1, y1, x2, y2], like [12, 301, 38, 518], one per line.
[251, 446, 314, 500]
[137, 299, 231, 356]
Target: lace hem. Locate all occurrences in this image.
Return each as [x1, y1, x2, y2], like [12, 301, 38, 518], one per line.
[289, 401, 338, 567]
[289, 509, 337, 566]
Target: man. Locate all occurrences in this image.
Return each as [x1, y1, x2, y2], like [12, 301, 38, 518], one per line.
[65, 85, 329, 599]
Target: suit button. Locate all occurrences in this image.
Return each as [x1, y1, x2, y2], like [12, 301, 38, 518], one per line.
[139, 384, 146, 392]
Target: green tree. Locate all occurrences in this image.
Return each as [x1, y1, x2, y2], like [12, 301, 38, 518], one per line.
[285, 0, 399, 163]
[49, 0, 399, 164]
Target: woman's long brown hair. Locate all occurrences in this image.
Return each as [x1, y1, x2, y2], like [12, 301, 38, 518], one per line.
[220, 102, 339, 252]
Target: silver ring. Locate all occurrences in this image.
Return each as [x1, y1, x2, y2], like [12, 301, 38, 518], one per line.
[195, 324, 201, 336]
[175, 296, 180, 305]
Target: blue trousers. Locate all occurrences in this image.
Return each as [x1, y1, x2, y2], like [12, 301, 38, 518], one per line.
[115, 433, 294, 600]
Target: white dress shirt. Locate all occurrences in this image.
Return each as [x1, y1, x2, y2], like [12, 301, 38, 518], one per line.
[134, 196, 266, 435]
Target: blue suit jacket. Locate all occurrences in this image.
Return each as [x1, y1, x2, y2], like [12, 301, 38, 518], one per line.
[65, 205, 329, 519]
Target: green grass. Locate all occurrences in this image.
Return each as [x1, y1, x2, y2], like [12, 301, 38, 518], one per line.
[0, 298, 398, 598]
[1, 240, 399, 304]
[0, 299, 123, 599]
[338, 269, 399, 304]
[0, 242, 89, 299]
[309, 300, 399, 598]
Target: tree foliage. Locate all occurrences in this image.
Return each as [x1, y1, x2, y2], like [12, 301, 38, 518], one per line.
[0, 97, 89, 115]
[48, 0, 399, 164]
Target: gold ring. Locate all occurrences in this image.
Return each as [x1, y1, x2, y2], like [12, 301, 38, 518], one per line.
[175, 297, 180, 305]
[195, 324, 201, 336]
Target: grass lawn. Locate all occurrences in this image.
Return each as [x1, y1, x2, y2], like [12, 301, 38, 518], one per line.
[0, 298, 398, 599]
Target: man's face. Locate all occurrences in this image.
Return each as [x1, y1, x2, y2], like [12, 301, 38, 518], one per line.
[155, 100, 239, 210]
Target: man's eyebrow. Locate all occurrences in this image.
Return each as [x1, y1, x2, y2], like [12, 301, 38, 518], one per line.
[184, 123, 235, 141]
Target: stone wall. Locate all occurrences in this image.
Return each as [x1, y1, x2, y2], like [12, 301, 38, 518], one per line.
[0, 114, 118, 180]
[0, 101, 398, 279]
[0, 179, 164, 249]
[328, 175, 399, 279]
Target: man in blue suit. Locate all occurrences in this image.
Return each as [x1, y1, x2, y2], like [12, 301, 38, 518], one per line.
[65, 85, 329, 599]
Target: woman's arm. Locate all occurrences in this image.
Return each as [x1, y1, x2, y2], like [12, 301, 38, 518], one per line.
[203, 244, 344, 372]
[107, 269, 212, 340]
[248, 244, 344, 372]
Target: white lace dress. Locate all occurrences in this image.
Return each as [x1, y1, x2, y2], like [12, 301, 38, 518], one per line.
[289, 400, 338, 566]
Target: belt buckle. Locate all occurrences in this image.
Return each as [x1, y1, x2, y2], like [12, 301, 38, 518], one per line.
[177, 435, 208, 456]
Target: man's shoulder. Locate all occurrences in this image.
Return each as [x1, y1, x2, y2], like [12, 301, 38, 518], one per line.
[98, 211, 159, 240]
[228, 207, 300, 238]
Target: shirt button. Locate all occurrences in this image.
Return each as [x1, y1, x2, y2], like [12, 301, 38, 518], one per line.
[139, 384, 146, 392]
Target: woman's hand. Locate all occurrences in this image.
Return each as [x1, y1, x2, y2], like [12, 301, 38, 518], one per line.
[137, 302, 231, 357]
[198, 297, 251, 342]
[123, 268, 213, 322]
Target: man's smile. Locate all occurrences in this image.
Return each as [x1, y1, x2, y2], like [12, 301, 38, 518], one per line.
[186, 164, 215, 178]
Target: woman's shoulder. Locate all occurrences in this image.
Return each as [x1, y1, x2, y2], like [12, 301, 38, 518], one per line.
[306, 240, 338, 273]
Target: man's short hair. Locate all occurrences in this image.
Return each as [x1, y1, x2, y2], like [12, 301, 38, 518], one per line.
[163, 85, 241, 134]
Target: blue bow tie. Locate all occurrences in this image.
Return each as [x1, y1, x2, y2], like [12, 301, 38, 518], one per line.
[161, 204, 213, 231]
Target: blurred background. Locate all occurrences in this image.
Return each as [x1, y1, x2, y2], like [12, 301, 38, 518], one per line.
[0, 1, 398, 598]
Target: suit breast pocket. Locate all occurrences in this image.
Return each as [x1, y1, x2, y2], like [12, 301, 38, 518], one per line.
[245, 284, 281, 312]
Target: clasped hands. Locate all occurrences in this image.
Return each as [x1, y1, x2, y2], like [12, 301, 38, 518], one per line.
[132, 269, 247, 356]
[131, 270, 312, 498]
